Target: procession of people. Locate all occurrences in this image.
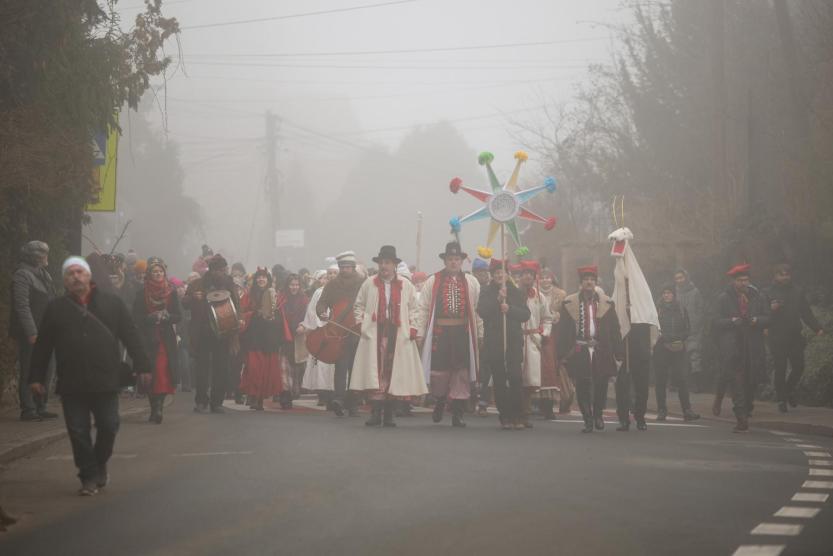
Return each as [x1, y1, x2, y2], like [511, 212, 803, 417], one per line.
[12, 233, 827, 494]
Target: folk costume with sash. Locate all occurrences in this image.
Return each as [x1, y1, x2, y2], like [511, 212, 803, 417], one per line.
[557, 266, 623, 432]
[538, 270, 570, 417]
[351, 246, 427, 427]
[416, 242, 480, 427]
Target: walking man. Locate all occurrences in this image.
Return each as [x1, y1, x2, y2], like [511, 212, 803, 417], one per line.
[416, 242, 480, 427]
[10, 240, 57, 421]
[674, 269, 706, 391]
[351, 246, 427, 427]
[763, 263, 823, 413]
[29, 257, 150, 495]
[654, 284, 700, 421]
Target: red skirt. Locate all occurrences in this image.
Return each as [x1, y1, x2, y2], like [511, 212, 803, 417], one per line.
[540, 331, 561, 390]
[153, 329, 176, 395]
[240, 351, 284, 399]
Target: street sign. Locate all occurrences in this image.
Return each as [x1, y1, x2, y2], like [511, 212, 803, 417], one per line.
[275, 229, 305, 248]
[87, 126, 118, 212]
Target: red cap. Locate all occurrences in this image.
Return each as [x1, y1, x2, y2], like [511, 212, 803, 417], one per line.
[520, 260, 540, 275]
[489, 258, 505, 272]
[727, 263, 751, 277]
[412, 271, 428, 284]
[508, 263, 523, 273]
[577, 264, 598, 277]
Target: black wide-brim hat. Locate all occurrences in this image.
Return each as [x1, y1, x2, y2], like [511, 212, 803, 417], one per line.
[439, 241, 468, 260]
[372, 245, 402, 264]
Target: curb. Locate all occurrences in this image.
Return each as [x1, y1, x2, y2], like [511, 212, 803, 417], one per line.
[0, 405, 150, 466]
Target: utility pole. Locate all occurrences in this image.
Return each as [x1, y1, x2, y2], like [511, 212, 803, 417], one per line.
[709, 0, 728, 238]
[265, 110, 280, 262]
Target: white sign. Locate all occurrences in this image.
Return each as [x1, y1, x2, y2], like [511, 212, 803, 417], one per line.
[275, 229, 305, 248]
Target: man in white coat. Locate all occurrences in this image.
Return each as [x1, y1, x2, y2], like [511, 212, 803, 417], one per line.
[416, 241, 480, 427]
[518, 260, 553, 427]
[351, 245, 427, 428]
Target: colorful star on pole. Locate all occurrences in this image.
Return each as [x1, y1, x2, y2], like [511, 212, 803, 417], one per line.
[448, 151, 556, 255]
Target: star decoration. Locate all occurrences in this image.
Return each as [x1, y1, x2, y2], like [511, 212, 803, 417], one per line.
[449, 151, 556, 254]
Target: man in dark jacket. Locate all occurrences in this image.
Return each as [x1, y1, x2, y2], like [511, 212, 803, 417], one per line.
[477, 259, 530, 429]
[29, 257, 150, 495]
[183, 254, 241, 414]
[713, 264, 770, 432]
[763, 264, 824, 412]
[654, 284, 699, 422]
[10, 240, 57, 421]
[557, 266, 624, 433]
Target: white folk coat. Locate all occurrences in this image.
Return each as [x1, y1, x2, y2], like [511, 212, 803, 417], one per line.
[415, 272, 481, 384]
[300, 287, 335, 391]
[349, 276, 428, 396]
[521, 289, 553, 388]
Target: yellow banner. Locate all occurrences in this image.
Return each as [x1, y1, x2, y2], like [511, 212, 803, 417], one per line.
[86, 127, 119, 212]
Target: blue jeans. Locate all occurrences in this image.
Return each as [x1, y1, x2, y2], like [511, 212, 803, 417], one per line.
[61, 392, 120, 482]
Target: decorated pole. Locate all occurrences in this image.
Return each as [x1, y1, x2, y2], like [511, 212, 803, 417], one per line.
[416, 211, 423, 272]
[447, 150, 558, 374]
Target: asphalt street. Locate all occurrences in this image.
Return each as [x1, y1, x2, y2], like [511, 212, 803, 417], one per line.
[1, 397, 832, 556]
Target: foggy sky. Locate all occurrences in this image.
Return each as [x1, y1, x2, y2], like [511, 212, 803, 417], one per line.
[86, 0, 623, 277]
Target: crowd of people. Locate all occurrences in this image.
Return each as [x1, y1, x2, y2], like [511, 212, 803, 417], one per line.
[8, 238, 824, 495]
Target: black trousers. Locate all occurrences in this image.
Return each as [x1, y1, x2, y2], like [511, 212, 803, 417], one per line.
[716, 364, 755, 417]
[576, 376, 608, 421]
[334, 337, 358, 408]
[61, 392, 120, 482]
[477, 352, 493, 406]
[654, 346, 692, 412]
[17, 338, 51, 416]
[615, 327, 652, 423]
[771, 337, 805, 402]
[195, 339, 230, 408]
[491, 358, 522, 423]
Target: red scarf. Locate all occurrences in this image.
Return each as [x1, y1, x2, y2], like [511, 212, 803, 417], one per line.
[373, 275, 402, 326]
[145, 276, 172, 312]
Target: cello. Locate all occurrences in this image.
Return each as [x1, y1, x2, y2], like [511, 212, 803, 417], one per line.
[305, 297, 360, 364]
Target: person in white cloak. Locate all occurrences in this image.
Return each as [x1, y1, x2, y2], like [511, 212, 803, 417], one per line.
[350, 245, 427, 428]
[299, 270, 335, 404]
[608, 227, 660, 432]
[518, 260, 553, 427]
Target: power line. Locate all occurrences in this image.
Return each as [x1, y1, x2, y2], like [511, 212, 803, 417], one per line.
[181, 0, 417, 31]
[180, 60, 591, 71]
[181, 37, 612, 57]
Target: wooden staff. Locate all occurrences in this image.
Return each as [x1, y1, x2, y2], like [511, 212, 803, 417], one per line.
[501, 222, 508, 371]
[416, 211, 423, 272]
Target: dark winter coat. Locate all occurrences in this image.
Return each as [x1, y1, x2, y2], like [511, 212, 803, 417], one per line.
[762, 282, 821, 347]
[183, 273, 240, 350]
[133, 288, 183, 383]
[29, 287, 150, 394]
[9, 262, 56, 340]
[557, 291, 623, 380]
[656, 300, 690, 345]
[713, 284, 770, 383]
[477, 281, 531, 369]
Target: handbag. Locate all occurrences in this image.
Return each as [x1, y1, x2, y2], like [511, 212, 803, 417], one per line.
[69, 300, 137, 388]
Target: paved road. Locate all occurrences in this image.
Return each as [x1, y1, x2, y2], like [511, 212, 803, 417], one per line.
[1, 397, 832, 556]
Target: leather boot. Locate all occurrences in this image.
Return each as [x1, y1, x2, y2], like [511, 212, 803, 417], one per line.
[541, 400, 556, 421]
[382, 401, 397, 427]
[451, 400, 466, 427]
[149, 396, 159, 423]
[0, 505, 18, 526]
[581, 418, 594, 433]
[365, 401, 383, 427]
[594, 416, 605, 431]
[733, 413, 749, 433]
[432, 398, 446, 423]
[155, 395, 165, 424]
[635, 417, 647, 431]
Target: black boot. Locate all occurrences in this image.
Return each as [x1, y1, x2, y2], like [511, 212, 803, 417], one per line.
[635, 417, 647, 431]
[149, 396, 159, 423]
[365, 401, 383, 427]
[594, 416, 605, 431]
[581, 418, 594, 433]
[451, 400, 466, 427]
[616, 420, 630, 432]
[541, 399, 556, 421]
[156, 395, 165, 424]
[383, 401, 397, 427]
[432, 398, 446, 423]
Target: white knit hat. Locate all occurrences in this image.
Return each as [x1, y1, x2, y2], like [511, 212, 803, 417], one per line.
[62, 256, 91, 276]
[335, 250, 357, 266]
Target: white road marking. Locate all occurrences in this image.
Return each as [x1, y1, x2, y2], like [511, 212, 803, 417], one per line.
[769, 432, 791, 436]
[803, 451, 831, 457]
[732, 546, 785, 556]
[46, 454, 137, 461]
[791, 492, 829, 503]
[808, 468, 833, 477]
[548, 420, 705, 428]
[784, 438, 802, 442]
[802, 480, 833, 489]
[796, 444, 822, 449]
[773, 506, 821, 518]
[808, 459, 833, 466]
[750, 523, 803, 536]
[173, 451, 254, 457]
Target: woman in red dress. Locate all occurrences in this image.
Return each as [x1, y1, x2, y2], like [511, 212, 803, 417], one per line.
[133, 257, 182, 424]
[239, 268, 289, 410]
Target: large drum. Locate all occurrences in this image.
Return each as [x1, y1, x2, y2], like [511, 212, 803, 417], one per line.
[207, 290, 239, 338]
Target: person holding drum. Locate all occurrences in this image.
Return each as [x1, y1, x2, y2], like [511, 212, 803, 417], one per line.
[183, 254, 241, 414]
[133, 257, 182, 424]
